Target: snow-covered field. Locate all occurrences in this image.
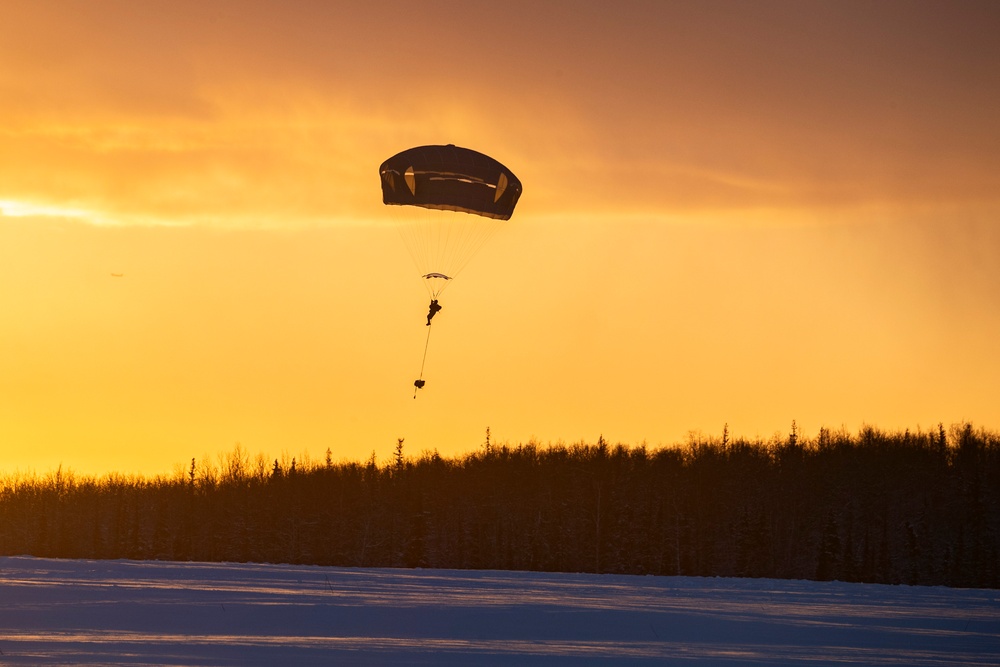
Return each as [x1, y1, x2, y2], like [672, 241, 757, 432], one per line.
[0, 557, 998, 665]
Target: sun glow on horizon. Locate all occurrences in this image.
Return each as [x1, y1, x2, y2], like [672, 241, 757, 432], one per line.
[0, 199, 105, 224]
[2, 1, 999, 477]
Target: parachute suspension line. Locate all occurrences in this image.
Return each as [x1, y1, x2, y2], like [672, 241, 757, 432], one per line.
[413, 323, 433, 399]
[429, 213, 503, 288]
[395, 209, 503, 300]
[443, 216, 491, 280]
[393, 207, 428, 273]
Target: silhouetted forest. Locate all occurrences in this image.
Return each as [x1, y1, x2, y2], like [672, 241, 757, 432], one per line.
[2, 423, 998, 588]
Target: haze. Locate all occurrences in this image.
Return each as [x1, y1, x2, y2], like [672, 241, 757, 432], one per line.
[2, 1, 999, 475]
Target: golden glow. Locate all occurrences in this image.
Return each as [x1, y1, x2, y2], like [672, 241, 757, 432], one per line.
[0, 200, 89, 219]
[2, 2, 999, 476]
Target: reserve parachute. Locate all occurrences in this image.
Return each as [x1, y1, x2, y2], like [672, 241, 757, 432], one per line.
[380, 144, 522, 395]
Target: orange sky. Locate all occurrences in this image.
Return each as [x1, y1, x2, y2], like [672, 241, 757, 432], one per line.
[2, 1, 999, 475]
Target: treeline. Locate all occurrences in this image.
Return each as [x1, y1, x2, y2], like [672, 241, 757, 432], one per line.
[1, 423, 998, 588]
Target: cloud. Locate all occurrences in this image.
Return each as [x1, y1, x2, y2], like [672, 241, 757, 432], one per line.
[2, 1, 998, 229]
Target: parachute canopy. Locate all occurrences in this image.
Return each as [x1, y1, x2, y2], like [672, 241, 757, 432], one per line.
[380, 145, 522, 297]
[380, 144, 522, 220]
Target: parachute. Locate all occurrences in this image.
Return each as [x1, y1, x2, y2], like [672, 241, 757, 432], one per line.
[380, 144, 522, 395]
[380, 144, 522, 298]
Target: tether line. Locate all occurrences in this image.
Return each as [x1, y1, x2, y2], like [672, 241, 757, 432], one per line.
[414, 323, 433, 398]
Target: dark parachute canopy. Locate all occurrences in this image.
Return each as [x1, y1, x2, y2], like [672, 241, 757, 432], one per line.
[380, 145, 523, 298]
[380, 144, 522, 220]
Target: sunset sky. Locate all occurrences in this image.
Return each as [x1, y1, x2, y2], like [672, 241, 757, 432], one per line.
[2, 1, 999, 476]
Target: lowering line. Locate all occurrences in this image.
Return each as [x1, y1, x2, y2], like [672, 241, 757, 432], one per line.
[413, 323, 433, 399]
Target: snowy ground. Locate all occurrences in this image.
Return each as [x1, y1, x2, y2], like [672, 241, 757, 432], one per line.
[0, 557, 998, 665]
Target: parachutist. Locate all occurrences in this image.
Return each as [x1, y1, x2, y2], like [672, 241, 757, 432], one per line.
[381, 145, 521, 396]
[426, 299, 442, 325]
